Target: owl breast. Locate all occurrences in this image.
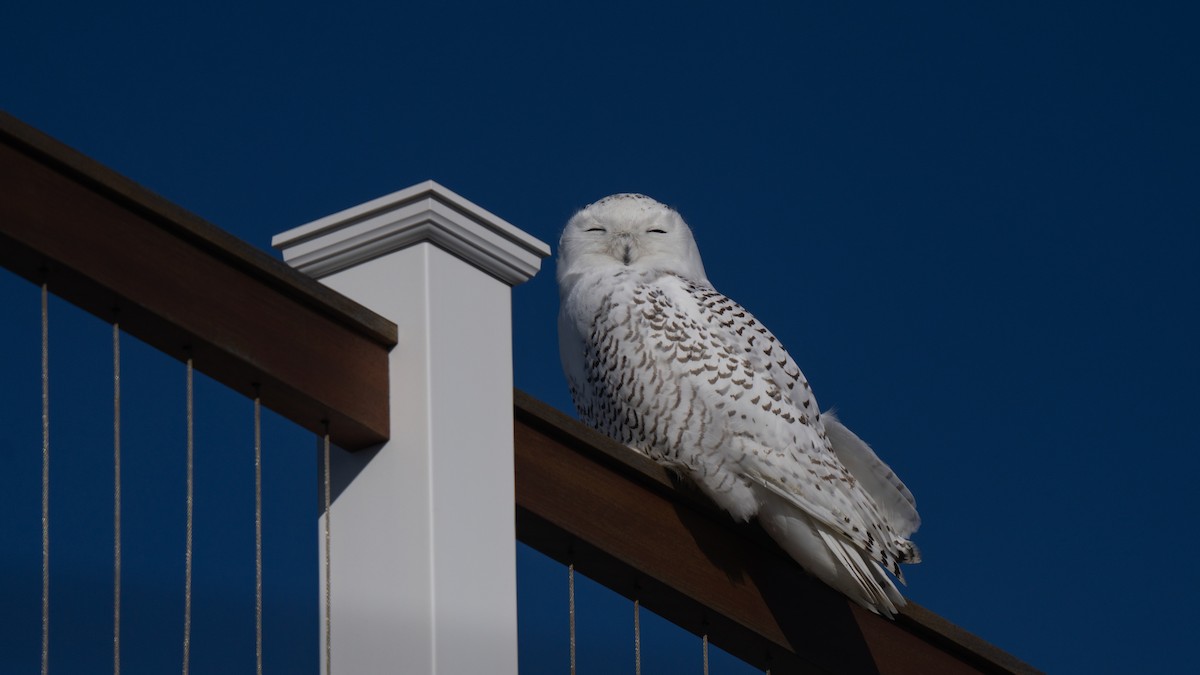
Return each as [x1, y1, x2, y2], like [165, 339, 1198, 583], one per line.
[567, 271, 767, 488]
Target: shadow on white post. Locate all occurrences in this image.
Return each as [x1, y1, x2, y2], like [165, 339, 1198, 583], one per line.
[273, 181, 550, 674]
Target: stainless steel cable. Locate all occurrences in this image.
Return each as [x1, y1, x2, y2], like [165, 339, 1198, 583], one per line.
[633, 598, 641, 675]
[702, 633, 709, 675]
[40, 283, 49, 675]
[113, 323, 122, 675]
[323, 429, 332, 675]
[568, 563, 576, 675]
[182, 358, 194, 675]
[254, 393, 263, 675]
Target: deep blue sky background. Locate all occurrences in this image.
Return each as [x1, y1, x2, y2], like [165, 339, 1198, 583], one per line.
[3, 2, 1199, 673]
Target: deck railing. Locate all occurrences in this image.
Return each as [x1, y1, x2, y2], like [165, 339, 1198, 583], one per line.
[1, 110, 1037, 674]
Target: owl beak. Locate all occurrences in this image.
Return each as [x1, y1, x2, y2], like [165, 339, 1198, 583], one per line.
[615, 232, 634, 265]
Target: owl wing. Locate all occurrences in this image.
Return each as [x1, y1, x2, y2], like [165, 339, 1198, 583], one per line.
[669, 276, 919, 575]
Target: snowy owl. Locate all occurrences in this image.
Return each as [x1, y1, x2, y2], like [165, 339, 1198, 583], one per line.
[556, 194, 921, 617]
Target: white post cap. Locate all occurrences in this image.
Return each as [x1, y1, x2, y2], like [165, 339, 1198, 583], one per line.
[273, 180, 550, 286]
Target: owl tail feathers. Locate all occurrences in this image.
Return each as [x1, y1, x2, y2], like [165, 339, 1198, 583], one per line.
[821, 412, 921, 541]
[759, 499, 905, 618]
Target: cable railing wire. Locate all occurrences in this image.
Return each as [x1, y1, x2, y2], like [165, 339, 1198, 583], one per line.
[254, 391, 263, 675]
[323, 427, 332, 675]
[568, 563, 577, 675]
[40, 282, 50, 675]
[182, 357, 194, 675]
[113, 322, 122, 675]
[633, 598, 642, 675]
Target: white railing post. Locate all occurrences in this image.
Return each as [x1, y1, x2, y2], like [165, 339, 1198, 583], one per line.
[273, 181, 550, 674]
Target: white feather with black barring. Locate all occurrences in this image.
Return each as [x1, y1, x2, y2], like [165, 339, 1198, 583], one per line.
[556, 194, 921, 617]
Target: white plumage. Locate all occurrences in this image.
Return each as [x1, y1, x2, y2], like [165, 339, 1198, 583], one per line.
[556, 194, 921, 617]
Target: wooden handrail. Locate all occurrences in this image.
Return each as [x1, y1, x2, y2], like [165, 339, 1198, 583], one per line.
[0, 110, 395, 450]
[514, 391, 1041, 675]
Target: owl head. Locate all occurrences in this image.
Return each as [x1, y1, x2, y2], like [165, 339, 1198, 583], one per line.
[557, 194, 708, 290]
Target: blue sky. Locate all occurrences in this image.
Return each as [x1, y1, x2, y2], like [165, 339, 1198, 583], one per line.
[3, 2, 1199, 672]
